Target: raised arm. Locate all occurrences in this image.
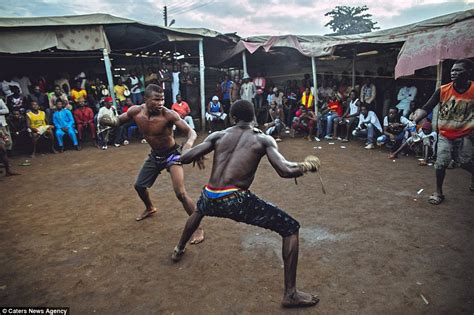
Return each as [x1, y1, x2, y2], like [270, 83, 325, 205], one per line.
[180, 131, 220, 164]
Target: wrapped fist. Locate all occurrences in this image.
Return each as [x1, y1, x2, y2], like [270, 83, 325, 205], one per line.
[297, 155, 320, 173]
[99, 114, 119, 127]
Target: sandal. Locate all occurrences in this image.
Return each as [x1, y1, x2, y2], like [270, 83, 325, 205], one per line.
[429, 193, 445, 205]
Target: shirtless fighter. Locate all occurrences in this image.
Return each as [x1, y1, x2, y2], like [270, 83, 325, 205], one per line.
[99, 84, 204, 244]
[171, 100, 320, 308]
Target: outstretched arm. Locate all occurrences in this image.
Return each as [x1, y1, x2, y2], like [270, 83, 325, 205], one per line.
[264, 136, 304, 178]
[412, 88, 440, 124]
[180, 131, 221, 164]
[172, 111, 197, 151]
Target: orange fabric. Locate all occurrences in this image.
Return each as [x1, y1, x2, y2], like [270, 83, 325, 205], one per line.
[171, 101, 191, 119]
[438, 81, 474, 140]
[328, 100, 343, 117]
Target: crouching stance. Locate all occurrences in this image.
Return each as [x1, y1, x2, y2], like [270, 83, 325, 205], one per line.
[172, 100, 321, 308]
[99, 84, 204, 244]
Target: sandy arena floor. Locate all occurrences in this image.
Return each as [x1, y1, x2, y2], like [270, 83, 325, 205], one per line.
[0, 134, 473, 314]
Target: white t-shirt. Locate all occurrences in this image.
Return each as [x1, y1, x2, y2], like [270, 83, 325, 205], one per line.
[358, 111, 382, 132]
[383, 115, 414, 128]
[130, 76, 141, 94]
[97, 106, 118, 128]
[1, 80, 21, 97]
[0, 99, 9, 126]
[349, 98, 359, 116]
[14, 76, 31, 96]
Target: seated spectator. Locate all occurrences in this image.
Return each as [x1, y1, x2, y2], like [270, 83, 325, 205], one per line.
[74, 99, 96, 145]
[49, 85, 71, 113]
[264, 101, 285, 142]
[171, 94, 195, 130]
[71, 80, 87, 104]
[28, 85, 49, 112]
[320, 92, 343, 140]
[388, 120, 436, 162]
[206, 96, 227, 133]
[376, 107, 415, 153]
[8, 109, 29, 152]
[26, 101, 56, 157]
[0, 128, 19, 177]
[291, 107, 317, 141]
[396, 83, 417, 117]
[300, 87, 314, 110]
[97, 97, 122, 149]
[6, 86, 26, 113]
[53, 100, 80, 152]
[352, 104, 382, 149]
[334, 90, 360, 142]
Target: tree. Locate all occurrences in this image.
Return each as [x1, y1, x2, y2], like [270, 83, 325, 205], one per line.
[325, 6, 380, 36]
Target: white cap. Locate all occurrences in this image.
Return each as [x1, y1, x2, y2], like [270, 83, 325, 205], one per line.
[212, 96, 219, 101]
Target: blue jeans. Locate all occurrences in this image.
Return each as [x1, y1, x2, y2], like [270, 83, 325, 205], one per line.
[131, 92, 143, 105]
[326, 113, 339, 136]
[354, 123, 376, 144]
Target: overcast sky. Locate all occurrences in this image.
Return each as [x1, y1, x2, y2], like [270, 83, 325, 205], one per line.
[1, 0, 473, 36]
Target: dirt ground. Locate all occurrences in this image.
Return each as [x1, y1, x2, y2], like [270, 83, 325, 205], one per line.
[0, 133, 473, 314]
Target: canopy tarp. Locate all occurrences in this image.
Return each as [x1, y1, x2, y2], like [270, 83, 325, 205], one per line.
[221, 10, 473, 77]
[0, 13, 233, 54]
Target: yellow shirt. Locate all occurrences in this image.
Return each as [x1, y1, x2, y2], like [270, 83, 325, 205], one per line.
[27, 111, 47, 129]
[114, 85, 128, 102]
[71, 89, 87, 102]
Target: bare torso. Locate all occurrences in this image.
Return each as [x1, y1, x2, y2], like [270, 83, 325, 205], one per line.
[208, 125, 269, 189]
[127, 105, 176, 151]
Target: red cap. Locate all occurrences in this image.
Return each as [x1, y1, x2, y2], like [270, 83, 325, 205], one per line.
[104, 96, 113, 102]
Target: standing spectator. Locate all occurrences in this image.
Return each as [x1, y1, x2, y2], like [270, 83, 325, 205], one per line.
[13, 74, 31, 97]
[129, 71, 143, 105]
[171, 94, 195, 130]
[1, 76, 21, 97]
[253, 72, 266, 110]
[113, 78, 129, 104]
[187, 75, 200, 117]
[179, 65, 193, 102]
[26, 101, 56, 157]
[74, 98, 96, 144]
[230, 75, 241, 104]
[158, 63, 173, 106]
[71, 80, 87, 103]
[171, 63, 181, 103]
[220, 74, 233, 114]
[240, 75, 256, 103]
[352, 104, 382, 149]
[0, 98, 11, 151]
[53, 100, 80, 152]
[0, 128, 19, 177]
[396, 82, 417, 117]
[360, 77, 377, 112]
[145, 67, 158, 86]
[6, 86, 26, 113]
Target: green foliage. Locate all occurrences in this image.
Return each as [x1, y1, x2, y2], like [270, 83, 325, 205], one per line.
[325, 5, 380, 35]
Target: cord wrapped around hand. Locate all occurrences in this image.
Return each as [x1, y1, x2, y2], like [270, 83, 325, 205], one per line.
[296, 155, 326, 194]
[99, 114, 119, 127]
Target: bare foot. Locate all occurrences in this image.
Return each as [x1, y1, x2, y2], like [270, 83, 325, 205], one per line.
[388, 154, 397, 159]
[135, 207, 157, 221]
[282, 290, 319, 308]
[6, 171, 20, 177]
[171, 246, 185, 262]
[52, 149, 58, 154]
[190, 227, 205, 245]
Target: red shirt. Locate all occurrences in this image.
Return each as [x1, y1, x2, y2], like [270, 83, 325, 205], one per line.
[328, 100, 343, 117]
[74, 106, 94, 124]
[171, 101, 191, 119]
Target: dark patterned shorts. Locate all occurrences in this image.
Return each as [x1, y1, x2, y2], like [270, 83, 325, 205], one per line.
[197, 189, 300, 237]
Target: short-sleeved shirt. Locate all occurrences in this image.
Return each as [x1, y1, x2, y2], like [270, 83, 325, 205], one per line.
[171, 101, 191, 119]
[71, 89, 87, 102]
[114, 85, 128, 102]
